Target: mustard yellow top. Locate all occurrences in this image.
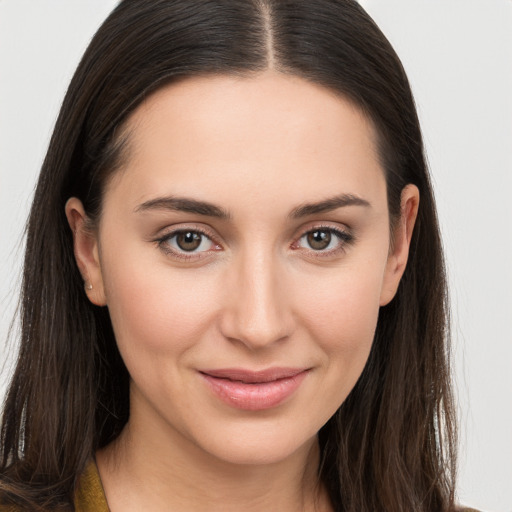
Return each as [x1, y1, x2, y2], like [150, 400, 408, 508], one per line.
[73, 460, 109, 512]
[0, 461, 109, 512]
[0, 461, 482, 512]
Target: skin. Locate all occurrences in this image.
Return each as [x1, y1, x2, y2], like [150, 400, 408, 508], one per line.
[66, 70, 419, 512]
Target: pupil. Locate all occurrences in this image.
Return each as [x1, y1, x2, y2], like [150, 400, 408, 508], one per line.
[177, 232, 201, 251]
[308, 230, 331, 250]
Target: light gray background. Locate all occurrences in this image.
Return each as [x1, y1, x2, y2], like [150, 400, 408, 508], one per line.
[1, 1, 511, 511]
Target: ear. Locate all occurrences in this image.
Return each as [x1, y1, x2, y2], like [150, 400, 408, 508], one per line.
[379, 184, 420, 306]
[65, 198, 107, 306]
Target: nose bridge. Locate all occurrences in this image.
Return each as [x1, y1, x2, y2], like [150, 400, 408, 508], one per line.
[221, 245, 291, 349]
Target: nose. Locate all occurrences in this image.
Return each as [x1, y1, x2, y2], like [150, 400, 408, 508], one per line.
[219, 249, 294, 350]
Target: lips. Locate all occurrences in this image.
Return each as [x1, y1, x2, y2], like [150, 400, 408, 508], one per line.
[199, 367, 310, 411]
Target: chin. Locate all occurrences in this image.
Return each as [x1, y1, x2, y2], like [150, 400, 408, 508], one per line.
[183, 416, 321, 468]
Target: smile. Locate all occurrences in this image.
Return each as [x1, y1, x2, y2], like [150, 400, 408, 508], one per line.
[199, 368, 310, 411]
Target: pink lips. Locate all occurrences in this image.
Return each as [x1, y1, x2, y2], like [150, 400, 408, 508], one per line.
[199, 367, 309, 411]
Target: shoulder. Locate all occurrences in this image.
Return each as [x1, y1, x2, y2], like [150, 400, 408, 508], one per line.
[0, 459, 107, 511]
[73, 459, 109, 512]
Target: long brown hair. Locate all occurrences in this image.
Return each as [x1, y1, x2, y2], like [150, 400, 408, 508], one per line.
[0, 1, 457, 510]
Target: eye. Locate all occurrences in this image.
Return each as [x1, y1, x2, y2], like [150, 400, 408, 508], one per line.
[295, 227, 353, 254]
[156, 228, 219, 258]
[171, 231, 212, 252]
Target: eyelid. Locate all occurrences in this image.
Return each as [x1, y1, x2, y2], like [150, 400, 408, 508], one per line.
[153, 224, 222, 260]
[152, 221, 354, 262]
[290, 223, 354, 256]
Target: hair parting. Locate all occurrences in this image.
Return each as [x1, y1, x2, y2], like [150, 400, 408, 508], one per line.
[1, 1, 456, 510]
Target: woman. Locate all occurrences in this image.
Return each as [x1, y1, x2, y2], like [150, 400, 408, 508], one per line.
[0, 1, 474, 510]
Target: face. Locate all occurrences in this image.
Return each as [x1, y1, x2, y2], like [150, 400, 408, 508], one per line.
[68, 71, 417, 466]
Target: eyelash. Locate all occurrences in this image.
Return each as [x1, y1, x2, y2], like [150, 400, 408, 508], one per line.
[154, 225, 354, 261]
[155, 226, 220, 261]
[292, 225, 354, 258]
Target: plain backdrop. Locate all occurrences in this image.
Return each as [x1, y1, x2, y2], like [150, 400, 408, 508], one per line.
[1, 1, 511, 511]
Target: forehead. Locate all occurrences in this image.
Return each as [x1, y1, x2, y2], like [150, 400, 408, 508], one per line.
[105, 71, 386, 216]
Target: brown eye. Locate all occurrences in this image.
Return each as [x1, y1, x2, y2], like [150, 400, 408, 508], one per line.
[176, 231, 203, 251]
[306, 230, 332, 250]
[156, 228, 218, 259]
[295, 227, 353, 255]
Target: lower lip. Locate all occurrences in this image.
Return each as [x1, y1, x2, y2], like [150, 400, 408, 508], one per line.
[200, 371, 309, 411]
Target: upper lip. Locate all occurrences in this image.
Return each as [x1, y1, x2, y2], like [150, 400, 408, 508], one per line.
[200, 367, 309, 383]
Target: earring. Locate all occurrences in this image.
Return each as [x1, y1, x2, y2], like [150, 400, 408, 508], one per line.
[85, 283, 93, 291]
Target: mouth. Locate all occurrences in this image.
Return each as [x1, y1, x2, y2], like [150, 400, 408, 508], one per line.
[199, 367, 310, 411]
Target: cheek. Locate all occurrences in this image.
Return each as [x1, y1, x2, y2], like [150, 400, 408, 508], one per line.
[101, 250, 221, 358]
[298, 264, 383, 345]
[292, 262, 385, 397]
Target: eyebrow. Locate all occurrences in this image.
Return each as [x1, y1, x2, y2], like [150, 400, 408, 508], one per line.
[134, 193, 370, 220]
[289, 194, 371, 218]
[135, 196, 231, 219]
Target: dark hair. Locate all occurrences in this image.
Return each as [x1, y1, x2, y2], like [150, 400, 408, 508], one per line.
[0, 1, 456, 510]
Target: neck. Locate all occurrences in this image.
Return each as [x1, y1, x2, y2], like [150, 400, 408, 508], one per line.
[96, 395, 331, 512]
